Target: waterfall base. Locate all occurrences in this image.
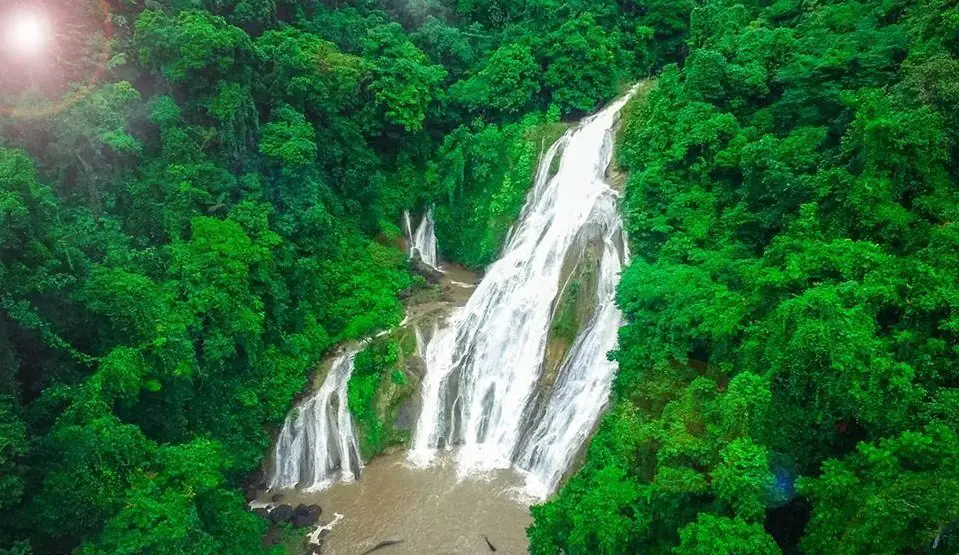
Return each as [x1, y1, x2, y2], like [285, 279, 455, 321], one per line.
[257, 450, 531, 555]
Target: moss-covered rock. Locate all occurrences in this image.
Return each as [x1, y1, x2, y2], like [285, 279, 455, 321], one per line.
[540, 221, 604, 390]
[347, 328, 424, 460]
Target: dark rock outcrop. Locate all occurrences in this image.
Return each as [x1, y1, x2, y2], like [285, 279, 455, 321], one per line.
[268, 504, 294, 523]
[409, 252, 443, 284]
[292, 504, 323, 527]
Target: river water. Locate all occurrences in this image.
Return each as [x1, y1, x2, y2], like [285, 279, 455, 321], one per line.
[275, 451, 531, 555]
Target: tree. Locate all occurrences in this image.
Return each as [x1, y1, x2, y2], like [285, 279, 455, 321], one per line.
[799, 425, 959, 554]
[452, 43, 541, 115]
[81, 440, 267, 555]
[712, 438, 773, 521]
[363, 24, 447, 132]
[259, 106, 317, 168]
[675, 514, 781, 555]
[134, 9, 253, 86]
[541, 14, 619, 114]
[0, 397, 26, 512]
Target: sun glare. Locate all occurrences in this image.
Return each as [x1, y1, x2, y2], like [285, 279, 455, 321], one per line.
[6, 11, 49, 55]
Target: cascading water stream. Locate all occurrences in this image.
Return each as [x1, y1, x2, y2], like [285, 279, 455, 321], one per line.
[403, 211, 414, 246]
[515, 210, 629, 497]
[409, 92, 633, 498]
[269, 349, 363, 491]
[409, 208, 440, 270]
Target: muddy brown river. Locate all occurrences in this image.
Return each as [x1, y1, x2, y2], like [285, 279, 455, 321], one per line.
[271, 450, 532, 555]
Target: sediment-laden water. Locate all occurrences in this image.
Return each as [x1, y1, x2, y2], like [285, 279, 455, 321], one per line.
[270, 452, 532, 555]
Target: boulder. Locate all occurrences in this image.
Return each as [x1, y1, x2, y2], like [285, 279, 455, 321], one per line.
[252, 508, 271, 520]
[269, 504, 295, 523]
[293, 504, 323, 527]
[409, 252, 443, 284]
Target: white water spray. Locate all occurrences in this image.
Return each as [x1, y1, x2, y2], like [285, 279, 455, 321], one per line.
[409, 93, 632, 498]
[403, 211, 414, 240]
[411, 208, 440, 269]
[269, 350, 363, 491]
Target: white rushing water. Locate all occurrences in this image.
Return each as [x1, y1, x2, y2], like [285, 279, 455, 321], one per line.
[410, 208, 440, 269]
[269, 350, 363, 491]
[409, 92, 632, 498]
[403, 211, 415, 245]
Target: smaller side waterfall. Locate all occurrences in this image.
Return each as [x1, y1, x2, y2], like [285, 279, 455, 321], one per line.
[269, 350, 363, 491]
[411, 208, 440, 269]
[414, 324, 427, 358]
[403, 211, 414, 244]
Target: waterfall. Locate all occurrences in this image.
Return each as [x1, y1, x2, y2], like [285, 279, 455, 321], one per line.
[414, 323, 432, 359]
[411, 208, 440, 269]
[514, 212, 628, 497]
[409, 92, 632, 498]
[403, 211, 414, 245]
[269, 350, 363, 491]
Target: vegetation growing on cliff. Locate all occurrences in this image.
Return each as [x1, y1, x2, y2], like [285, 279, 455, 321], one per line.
[529, 0, 959, 552]
[348, 335, 417, 459]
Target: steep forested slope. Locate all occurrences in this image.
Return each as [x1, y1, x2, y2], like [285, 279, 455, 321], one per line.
[0, 1, 679, 553]
[529, 0, 959, 553]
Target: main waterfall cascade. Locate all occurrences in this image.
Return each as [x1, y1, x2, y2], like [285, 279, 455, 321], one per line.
[409, 92, 633, 498]
[269, 350, 363, 491]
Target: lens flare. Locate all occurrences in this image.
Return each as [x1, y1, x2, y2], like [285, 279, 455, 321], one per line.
[7, 11, 49, 55]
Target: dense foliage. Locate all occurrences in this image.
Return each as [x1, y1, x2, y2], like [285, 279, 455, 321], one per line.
[529, 0, 959, 552]
[0, 0, 661, 553]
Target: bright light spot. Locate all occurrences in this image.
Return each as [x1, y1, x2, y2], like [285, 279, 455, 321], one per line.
[6, 11, 49, 55]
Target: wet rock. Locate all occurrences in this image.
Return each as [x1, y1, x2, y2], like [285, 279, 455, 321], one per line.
[269, 504, 294, 523]
[405, 354, 426, 378]
[410, 252, 443, 284]
[541, 222, 603, 388]
[252, 507, 271, 520]
[393, 396, 420, 431]
[293, 504, 323, 527]
[271, 493, 284, 503]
